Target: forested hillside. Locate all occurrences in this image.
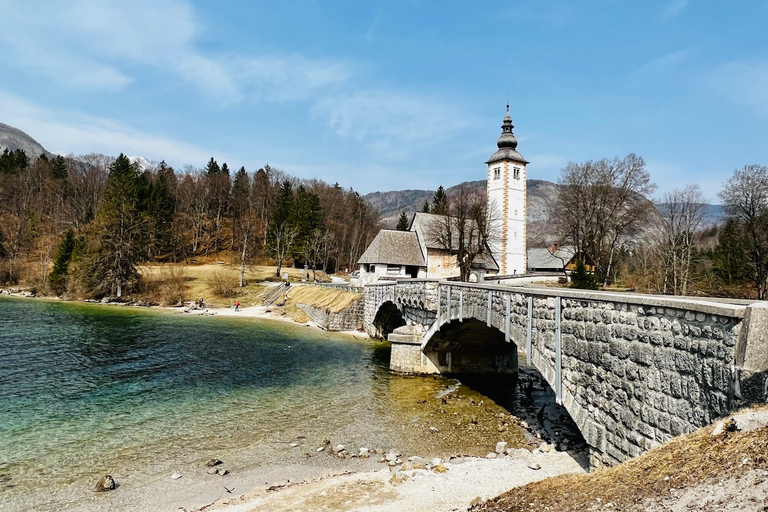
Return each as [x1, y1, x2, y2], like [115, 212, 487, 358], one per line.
[0, 148, 378, 298]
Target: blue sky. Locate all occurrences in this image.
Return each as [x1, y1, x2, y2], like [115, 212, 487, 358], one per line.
[0, 1, 766, 202]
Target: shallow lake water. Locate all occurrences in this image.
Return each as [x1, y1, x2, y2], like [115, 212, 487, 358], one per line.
[0, 296, 547, 511]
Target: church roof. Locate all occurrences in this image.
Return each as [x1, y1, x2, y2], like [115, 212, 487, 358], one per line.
[486, 105, 528, 165]
[357, 230, 426, 266]
[527, 246, 576, 271]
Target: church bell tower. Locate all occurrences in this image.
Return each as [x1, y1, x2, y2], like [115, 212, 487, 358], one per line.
[486, 105, 528, 275]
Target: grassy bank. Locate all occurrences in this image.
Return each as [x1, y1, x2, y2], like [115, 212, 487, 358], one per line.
[476, 405, 768, 512]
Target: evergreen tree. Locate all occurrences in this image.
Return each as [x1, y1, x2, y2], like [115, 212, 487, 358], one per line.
[48, 229, 76, 295]
[205, 157, 221, 176]
[0, 148, 29, 174]
[714, 219, 749, 286]
[85, 154, 147, 298]
[292, 185, 323, 264]
[49, 155, 68, 181]
[396, 211, 409, 231]
[431, 186, 448, 215]
[145, 162, 176, 258]
[420, 200, 431, 213]
[267, 181, 297, 276]
[569, 259, 598, 290]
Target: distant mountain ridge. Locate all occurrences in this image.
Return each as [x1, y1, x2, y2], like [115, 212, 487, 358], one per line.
[363, 179, 725, 244]
[0, 122, 54, 159]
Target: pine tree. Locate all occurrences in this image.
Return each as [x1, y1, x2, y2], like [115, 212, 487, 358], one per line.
[292, 185, 323, 265]
[396, 211, 409, 231]
[267, 181, 298, 276]
[85, 154, 147, 298]
[205, 157, 221, 176]
[569, 259, 598, 290]
[48, 229, 76, 295]
[431, 186, 448, 215]
[421, 200, 431, 213]
[145, 162, 176, 259]
[49, 155, 68, 181]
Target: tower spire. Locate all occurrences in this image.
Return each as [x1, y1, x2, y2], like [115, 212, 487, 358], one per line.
[497, 104, 517, 150]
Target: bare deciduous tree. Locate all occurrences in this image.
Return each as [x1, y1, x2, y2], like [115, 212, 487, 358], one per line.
[555, 153, 656, 287]
[430, 186, 498, 282]
[719, 164, 768, 299]
[656, 185, 706, 295]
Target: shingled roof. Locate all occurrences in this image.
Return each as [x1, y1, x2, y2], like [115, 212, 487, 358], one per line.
[357, 230, 426, 267]
[527, 246, 575, 271]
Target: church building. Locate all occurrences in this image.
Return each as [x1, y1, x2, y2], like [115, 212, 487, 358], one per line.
[486, 104, 528, 275]
[353, 105, 528, 285]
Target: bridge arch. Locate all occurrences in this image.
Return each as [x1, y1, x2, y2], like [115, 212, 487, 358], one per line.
[371, 300, 406, 340]
[364, 279, 768, 468]
[422, 319, 517, 375]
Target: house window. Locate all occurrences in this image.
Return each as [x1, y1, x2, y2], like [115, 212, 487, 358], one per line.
[494, 168, 500, 180]
[513, 168, 520, 180]
[387, 265, 401, 274]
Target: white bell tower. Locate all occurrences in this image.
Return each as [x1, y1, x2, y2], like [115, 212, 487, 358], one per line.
[486, 104, 528, 275]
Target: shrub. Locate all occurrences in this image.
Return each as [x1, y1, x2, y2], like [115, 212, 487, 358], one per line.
[208, 270, 239, 298]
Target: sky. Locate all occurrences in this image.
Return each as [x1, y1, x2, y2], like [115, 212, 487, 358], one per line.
[0, 1, 766, 202]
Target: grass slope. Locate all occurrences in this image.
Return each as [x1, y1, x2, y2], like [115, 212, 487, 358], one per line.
[475, 406, 768, 512]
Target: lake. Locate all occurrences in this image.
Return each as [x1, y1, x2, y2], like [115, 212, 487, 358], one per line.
[0, 296, 521, 511]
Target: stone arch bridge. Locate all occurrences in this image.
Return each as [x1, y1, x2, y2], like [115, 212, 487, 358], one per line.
[363, 279, 768, 467]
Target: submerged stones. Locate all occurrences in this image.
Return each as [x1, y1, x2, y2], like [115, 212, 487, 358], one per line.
[94, 475, 115, 492]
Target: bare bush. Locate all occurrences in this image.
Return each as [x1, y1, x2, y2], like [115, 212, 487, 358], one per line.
[208, 270, 239, 298]
[158, 266, 188, 305]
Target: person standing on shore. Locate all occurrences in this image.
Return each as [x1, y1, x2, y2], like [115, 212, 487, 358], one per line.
[235, 300, 240, 312]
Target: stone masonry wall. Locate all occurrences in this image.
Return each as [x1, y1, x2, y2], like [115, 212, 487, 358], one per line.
[434, 284, 748, 468]
[365, 281, 763, 468]
[298, 298, 364, 332]
[364, 280, 438, 338]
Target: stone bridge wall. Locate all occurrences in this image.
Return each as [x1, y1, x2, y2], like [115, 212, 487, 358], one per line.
[364, 280, 768, 468]
[363, 280, 438, 338]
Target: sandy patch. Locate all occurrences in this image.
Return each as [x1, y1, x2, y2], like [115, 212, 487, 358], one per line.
[198, 451, 587, 512]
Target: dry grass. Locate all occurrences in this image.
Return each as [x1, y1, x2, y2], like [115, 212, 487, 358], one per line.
[280, 284, 363, 323]
[477, 405, 768, 512]
[137, 264, 352, 312]
[138, 264, 318, 308]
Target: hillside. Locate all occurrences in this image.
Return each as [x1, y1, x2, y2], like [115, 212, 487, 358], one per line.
[364, 179, 725, 244]
[0, 122, 53, 159]
[474, 406, 768, 512]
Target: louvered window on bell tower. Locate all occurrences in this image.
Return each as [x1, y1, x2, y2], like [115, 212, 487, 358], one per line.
[494, 168, 500, 180]
[513, 168, 520, 180]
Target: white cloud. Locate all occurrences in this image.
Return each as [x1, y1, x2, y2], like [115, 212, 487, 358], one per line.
[709, 60, 768, 117]
[0, 90, 215, 167]
[0, 0, 347, 104]
[659, 0, 689, 22]
[312, 91, 473, 159]
[0, 0, 472, 163]
[629, 49, 694, 82]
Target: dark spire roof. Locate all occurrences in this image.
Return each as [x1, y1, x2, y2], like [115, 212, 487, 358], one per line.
[486, 104, 528, 165]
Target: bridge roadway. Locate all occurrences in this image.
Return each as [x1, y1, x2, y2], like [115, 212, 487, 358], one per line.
[363, 279, 768, 468]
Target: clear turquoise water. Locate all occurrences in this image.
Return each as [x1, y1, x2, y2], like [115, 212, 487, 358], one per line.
[0, 297, 412, 510]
